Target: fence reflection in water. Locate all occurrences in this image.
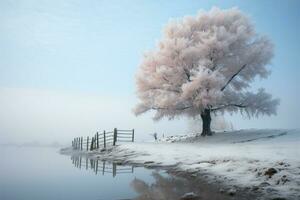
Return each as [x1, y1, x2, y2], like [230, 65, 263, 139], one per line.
[71, 156, 134, 177]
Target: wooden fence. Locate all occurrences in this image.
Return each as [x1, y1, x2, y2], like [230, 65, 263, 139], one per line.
[71, 128, 134, 151]
[71, 156, 134, 177]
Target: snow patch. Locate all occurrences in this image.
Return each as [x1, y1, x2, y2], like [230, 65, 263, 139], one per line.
[62, 129, 300, 199]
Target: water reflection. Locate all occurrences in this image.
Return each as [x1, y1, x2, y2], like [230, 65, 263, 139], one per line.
[70, 156, 235, 200]
[131, 171, 234, 200]
[71, 156, 134, 177]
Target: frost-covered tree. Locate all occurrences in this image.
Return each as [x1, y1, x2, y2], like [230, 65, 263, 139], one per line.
[134, 8, 279, 136]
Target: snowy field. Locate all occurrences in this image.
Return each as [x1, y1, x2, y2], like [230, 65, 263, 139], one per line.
[64, 129, 300, 199]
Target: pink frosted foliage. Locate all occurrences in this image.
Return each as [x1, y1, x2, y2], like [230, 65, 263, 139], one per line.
[134, 7, 279, 120]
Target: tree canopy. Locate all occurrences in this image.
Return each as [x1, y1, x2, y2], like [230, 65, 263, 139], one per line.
[134, 7, 279, 122]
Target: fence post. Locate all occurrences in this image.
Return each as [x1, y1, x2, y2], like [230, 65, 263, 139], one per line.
[132, 129, 135, 142]
[80, 137, 83, 150]
[93, 137, 95, 150]
[91, 137, 93, 151]
[93, 137, 96, 149]
[90, 137, 94, 150]
[92, 137, 94, 150]
[87, 136, 89, 151]
[75, 138, 77, 149]
[113, 128, 117, 146]
[103, 130, 106, 149]
[96, 132, 99, 149]
[94, 135, 96, 149]
[90, 137, 94, 151]
[93, 135, 95, 150]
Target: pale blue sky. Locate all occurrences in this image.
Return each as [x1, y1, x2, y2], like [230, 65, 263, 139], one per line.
[0, 0, 299, 144]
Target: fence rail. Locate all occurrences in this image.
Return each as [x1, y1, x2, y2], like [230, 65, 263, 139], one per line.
[71, 128, 134, 151]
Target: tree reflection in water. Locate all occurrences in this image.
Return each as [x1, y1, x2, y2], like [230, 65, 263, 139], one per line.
[131, 171, 235, 200]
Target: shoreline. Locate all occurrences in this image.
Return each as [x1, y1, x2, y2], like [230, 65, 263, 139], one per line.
[61, 149, 262, 200]
[61, 129, 300, 200]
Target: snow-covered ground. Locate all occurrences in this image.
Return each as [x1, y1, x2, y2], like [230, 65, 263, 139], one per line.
[63, 129, 300, 199]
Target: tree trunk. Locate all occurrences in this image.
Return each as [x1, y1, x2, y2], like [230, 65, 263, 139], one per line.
[201, 109, 212, 136]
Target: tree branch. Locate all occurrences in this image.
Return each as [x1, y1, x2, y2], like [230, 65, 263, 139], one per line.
[162, 75, 170, 83]
[152, 105, 191, 111]
[183, 68, 191, 82]
[211, 103, 247, 111]
[149, 87, 181, 93]
[221, 64, 247, 91]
